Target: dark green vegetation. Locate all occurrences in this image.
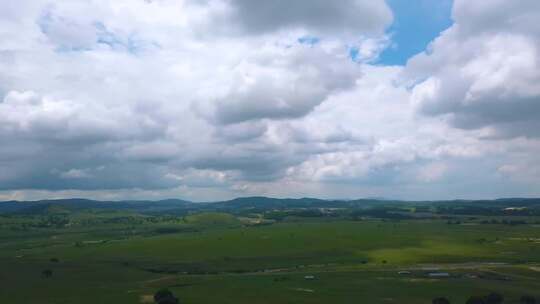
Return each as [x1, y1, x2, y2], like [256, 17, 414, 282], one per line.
[1, 197, 540, 303]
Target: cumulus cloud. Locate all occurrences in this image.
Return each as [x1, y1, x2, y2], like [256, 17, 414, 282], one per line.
[417, 162, 448, 183]
[59, 168, 94, 179]
[2, 0, 388, 194]
[406, 0, 540, 138]
[0, 90, 163, 143]
[199, 42, 361, 124]
[0, 0, 539, 200]
[224, 0, 392, 36]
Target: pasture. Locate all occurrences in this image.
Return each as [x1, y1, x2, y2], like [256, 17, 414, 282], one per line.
[1, 215, 540, 303]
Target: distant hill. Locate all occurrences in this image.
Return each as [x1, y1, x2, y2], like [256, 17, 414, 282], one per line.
[0, 198, 193, 215]
[210, 197, 409, 210]
[211, 196, 329, 209]
[1, 196, 540, 215]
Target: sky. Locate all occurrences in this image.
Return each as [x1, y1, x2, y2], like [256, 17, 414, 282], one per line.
[0, 0, 539, 202]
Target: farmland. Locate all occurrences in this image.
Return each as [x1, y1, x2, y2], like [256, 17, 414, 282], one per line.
[1, 197, 540, 303]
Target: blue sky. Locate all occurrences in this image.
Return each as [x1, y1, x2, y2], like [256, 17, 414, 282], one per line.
[379, 0, 453, 65]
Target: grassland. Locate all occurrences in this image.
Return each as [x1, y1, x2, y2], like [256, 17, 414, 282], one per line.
[1, 208, 540, 304]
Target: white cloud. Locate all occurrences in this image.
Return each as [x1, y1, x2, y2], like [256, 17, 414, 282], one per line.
[197, 42, 362, 124]
[59, 169, 93, 179]
[0, 0, 538, 200]
[0, 90, 163, 143]
[417, 163, 448, 183]
[406, 0, 540, 138]
[219, 0, 392, 36]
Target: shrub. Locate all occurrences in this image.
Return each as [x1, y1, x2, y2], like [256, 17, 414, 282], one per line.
[466, 296, 485, 304]
[432, 297, 450, 304]
[154, 288, 179, 304]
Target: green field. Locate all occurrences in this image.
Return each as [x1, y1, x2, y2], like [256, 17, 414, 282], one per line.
[1, 208, 540, 304]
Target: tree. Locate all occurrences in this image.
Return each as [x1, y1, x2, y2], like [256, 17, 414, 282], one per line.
[484, 292, 503, 304]
[521, 296, 537, 304]
[157, 297, 179, 304]
[154, 288, 178, 304]
[432, 297, 450, 304]
[154, 289, 173, 302]
[466, 296, 485, 304]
